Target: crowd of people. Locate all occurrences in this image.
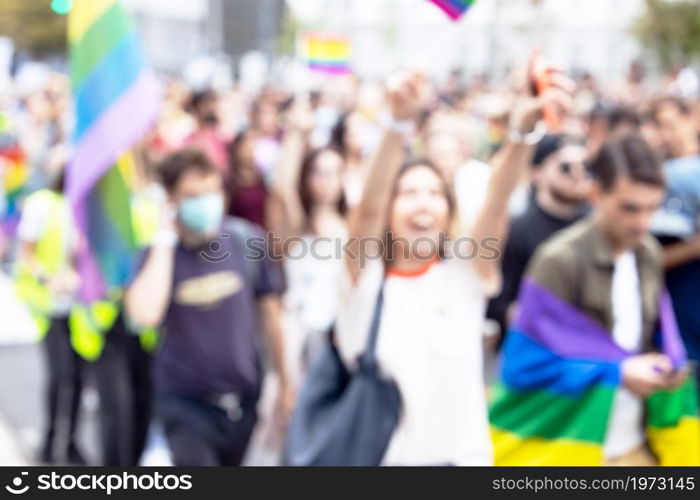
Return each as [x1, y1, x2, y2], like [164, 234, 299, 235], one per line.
[1, 56, 700, 466]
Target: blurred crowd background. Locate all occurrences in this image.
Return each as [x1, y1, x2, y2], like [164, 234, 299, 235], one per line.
[1, 0, 700, 466]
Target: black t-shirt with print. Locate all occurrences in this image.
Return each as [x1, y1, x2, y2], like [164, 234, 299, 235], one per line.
[147, 217, 284, 397]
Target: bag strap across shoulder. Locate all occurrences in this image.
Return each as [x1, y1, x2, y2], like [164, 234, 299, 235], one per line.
[359, 281, 385, 367]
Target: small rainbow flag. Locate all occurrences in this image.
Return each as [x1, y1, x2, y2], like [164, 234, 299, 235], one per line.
[428, 0, 476, 21]
[1, 144, 28, 214]
[0, 140, 29, 235]
[66, 0, 160, 301]
[301, 33, 351, 75]
[490, 278, 700, 466]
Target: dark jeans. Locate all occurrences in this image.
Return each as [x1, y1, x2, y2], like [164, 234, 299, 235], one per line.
[94, 316, 152, 466]
[42, 317, 84, 460]
[156, 391, 259, 466]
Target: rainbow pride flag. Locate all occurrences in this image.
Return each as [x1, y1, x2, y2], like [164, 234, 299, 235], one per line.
[1, 110, 28, 235]
[490, 278, 700, 465]
[428, 0, 476, 21]
[301, 34, 351, 75]
[1, 142, 29, 223]
[66, 0, 160, 301]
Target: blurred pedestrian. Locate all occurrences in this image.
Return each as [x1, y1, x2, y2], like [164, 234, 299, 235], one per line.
[487, 134, 591, 342]
[330, 109, 374, 208]
[650, 97, 700, 390]
[269, 97, 348, 381]
[184, 89, 229, 179]
[491, 134, 695, 466]
[227, 130, 268, 227]
[124, 149, 292, 466]
[15, 167, 85, 465]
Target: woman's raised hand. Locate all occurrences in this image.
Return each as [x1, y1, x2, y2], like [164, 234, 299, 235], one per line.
[286, 96, 315, 134]
[512, 71, 575, 134]
[386, 70, 429, 122]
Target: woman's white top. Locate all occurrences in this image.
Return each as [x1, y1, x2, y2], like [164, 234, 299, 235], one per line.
[335, 257, 495, 466]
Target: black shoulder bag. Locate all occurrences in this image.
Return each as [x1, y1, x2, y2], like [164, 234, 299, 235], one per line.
[284, 284, 401, 466]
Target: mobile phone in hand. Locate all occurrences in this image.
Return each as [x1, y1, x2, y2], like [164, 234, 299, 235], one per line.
[529, 54, 564, 133]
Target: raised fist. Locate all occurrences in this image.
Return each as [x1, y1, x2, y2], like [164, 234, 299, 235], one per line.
[386, 70, 429, 122]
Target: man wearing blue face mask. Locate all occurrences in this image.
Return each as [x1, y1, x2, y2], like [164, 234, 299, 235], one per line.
[124, 149, 291, 466]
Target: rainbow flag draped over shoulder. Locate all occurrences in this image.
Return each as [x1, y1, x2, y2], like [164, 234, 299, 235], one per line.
[300, 34, 351, 75]
[490, 278, 700, 466]
[66, 0, 160, 301]
[428, 0, 475, 21]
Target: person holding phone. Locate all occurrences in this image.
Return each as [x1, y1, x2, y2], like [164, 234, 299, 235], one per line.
[491, 134, 692, 466]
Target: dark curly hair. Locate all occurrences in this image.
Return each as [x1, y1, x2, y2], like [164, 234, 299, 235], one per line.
[158, 148, 219, 193]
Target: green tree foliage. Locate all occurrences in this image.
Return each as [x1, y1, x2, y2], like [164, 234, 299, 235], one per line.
[275, 4, 303, 56]
[634, 0, 700, 69]
[0, 0, 67, 56]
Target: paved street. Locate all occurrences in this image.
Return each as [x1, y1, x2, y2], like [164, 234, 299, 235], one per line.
[0, 414, 29, 466]
[0, 271, 226, 466]
[0, 270, 39, 465]
[0, 270, 102, 465]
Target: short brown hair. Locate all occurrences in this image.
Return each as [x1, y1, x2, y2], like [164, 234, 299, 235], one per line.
[591, 134, 665, 192]
[158, 148, 220, 193]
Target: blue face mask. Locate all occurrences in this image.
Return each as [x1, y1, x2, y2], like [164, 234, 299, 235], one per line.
[178, 193, 224, 235]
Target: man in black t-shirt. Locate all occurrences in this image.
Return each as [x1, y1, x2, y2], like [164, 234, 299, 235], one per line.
[487, 135, 591, 342]
[124, 149, 291, 466]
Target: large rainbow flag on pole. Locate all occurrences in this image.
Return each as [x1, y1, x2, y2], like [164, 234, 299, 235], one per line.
[490, 278, 700, 465]
[428, 0, 476, 21]
[66, 0, 160, 302]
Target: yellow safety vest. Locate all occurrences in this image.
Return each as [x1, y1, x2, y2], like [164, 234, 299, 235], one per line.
[15, 190, 161, 360]
[14, 190, 71, 339]
[68, 295, 159, 361]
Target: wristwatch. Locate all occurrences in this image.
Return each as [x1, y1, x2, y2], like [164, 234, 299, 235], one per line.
[508, 120, 547, 146]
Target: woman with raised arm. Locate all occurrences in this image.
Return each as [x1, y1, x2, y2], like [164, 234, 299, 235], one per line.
[334, 69, 573, 465]
[267, 97, 349, 381]
[330, 109, 373, 208]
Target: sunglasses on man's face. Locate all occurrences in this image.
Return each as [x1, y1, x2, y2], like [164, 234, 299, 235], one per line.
[559, 161, 593, 177]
